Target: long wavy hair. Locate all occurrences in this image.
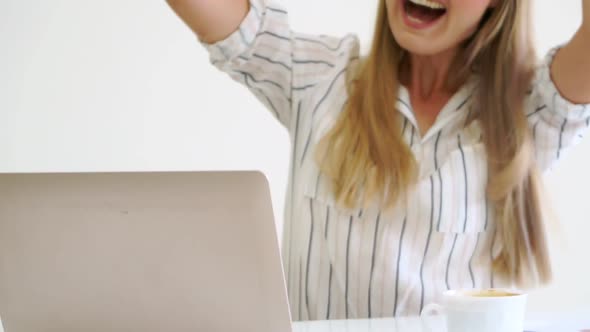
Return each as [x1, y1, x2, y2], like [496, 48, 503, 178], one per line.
[316, 0, 551, 286]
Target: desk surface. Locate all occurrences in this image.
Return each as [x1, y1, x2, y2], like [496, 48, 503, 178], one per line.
[0, 311, 588, 331]
[292, 311, 590, 332]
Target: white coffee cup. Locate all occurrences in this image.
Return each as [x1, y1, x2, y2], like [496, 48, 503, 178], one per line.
[421, 288, 527, 332]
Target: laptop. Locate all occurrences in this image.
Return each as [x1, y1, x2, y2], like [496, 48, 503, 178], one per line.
[0, 171, 292, 332]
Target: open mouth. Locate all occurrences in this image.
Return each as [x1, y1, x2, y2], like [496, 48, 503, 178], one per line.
[403, 0, 447, 27]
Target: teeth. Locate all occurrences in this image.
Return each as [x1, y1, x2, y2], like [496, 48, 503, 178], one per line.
[408, 0, 446, 10]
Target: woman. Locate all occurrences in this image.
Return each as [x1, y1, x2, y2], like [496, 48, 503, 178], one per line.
[166, 0, 590, 320]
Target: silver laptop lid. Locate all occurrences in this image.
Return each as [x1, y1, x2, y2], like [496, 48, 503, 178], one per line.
[0, 171, 292, 332]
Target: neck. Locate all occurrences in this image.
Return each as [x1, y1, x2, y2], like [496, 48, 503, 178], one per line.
[409, 48, 457, 100]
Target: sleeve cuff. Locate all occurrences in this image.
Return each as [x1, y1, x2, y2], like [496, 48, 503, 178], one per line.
[200, 0, 266, 65]
[534, 46, 590, 121]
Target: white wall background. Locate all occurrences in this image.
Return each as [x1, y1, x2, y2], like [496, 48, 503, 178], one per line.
[1, 0, 589, 316]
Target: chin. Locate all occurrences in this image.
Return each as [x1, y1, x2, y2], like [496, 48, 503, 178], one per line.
[391, 30, 447, 57]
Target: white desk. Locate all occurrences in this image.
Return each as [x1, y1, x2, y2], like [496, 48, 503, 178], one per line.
[0, 311, 588, 331]
[292, 311, 590, 332]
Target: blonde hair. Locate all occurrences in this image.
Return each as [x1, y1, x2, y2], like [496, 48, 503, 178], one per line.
[316, 0, 551, 286]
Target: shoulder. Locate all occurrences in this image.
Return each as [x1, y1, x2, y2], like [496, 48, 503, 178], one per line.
[291, 32, 361, 89]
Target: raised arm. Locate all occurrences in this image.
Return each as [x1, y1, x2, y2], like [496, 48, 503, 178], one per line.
[550, 0, 590, 104]
[165, 0, 360, 136]
[165, 0, 249, 43]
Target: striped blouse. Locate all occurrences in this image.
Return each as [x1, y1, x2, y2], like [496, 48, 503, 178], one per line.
[201, 0, 590, 321]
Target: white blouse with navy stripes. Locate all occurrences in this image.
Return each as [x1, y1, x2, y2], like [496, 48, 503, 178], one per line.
[202, 0, 590, 321]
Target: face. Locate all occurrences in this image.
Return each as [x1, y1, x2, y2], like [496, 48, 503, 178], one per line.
[386, 0, 496, 56]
